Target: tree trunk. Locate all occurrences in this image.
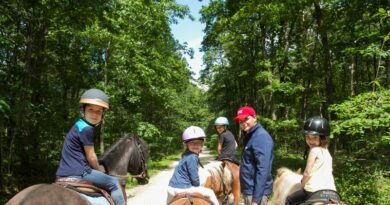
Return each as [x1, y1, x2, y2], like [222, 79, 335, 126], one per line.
[313, 1, 334, 118]
[350, 56, 356, 96]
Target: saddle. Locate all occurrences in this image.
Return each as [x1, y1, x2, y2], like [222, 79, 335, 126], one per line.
[55, 177, 115, 205]
[170, 192, 214, 205]
[303, 189, 343, 205]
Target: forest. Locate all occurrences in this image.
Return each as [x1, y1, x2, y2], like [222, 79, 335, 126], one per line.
[0, 0, 388, 204]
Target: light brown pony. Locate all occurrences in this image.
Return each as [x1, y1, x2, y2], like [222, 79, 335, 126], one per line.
[200, 160, 240, 205]
[270, 167, 303, 205]
[271, 167, 346, 205]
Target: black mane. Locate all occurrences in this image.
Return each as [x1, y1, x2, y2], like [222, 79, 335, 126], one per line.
[100, 133, 148, 179]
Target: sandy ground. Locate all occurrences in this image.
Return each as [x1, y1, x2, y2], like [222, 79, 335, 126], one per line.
[126, 147, 216, 205]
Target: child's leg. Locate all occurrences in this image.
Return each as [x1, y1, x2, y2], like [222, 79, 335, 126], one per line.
[285, 188, 310, 205]
[82, 169, 125, 205]
[166, 186, 177, 204]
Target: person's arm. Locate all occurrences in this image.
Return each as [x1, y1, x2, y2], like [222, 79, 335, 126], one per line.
[252, 134, 273, 204]
[217, 134, 224, 155]
[301, 148, 318, 186]
[187, 155, 200, 186]
[84, 145, 105, 172]
[217, 142, 222, 155]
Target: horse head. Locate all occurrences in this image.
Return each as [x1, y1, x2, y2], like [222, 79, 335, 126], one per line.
[99, 133, 149, 185]
[126, 133, 149, 184]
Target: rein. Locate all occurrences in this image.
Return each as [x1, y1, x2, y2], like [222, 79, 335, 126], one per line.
[130, 135, 149, 181]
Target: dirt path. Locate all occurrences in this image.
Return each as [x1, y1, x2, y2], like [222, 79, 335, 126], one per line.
[126, 147, 215, 205]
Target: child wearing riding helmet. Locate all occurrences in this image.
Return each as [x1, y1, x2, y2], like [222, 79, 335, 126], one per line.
[214, 117, 238, 161]
[56, 88, 125, 205]
[167, 126, 219, 205]
[285, 116, 336, 205]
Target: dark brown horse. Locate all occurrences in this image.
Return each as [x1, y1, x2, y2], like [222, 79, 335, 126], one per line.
[6, 133, 149, 205]
[200, 160, 240, 205]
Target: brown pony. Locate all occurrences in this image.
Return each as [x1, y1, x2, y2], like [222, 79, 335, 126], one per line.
[271, 167, 346, 205]
[200, 160, 240, 205]
[6, 133, 149, 205]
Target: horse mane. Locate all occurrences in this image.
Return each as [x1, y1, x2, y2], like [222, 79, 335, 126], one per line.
[271, 167, 303, 205]
[99, 133, 149, 177]
[126, 133, 149, 175]
[100, 136, 132, 175]
[199, 161, 233, 186]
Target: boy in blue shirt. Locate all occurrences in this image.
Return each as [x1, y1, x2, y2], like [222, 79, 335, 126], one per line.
[56, 88, 124, 205]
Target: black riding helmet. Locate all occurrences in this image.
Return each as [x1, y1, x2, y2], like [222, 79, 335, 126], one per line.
[303, 116, 330, 136]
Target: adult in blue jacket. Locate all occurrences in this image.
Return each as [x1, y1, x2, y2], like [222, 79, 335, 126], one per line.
[234, 106, 274, 205]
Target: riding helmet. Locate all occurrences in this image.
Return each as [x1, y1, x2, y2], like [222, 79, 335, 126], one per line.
[79, 88, 109, 109]
[182, 126, 206, 142]
[214, 117, 229, 126]
[303, 116, 330, 136]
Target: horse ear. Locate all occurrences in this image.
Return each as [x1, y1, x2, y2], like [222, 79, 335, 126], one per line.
[297, 168, 302, 174]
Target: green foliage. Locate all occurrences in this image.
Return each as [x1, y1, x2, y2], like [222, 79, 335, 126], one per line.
[334, 156, 390, 205]
[329, 90, 389, 159]
[0, 0, 211, 200]
[204, 133, 219, 151]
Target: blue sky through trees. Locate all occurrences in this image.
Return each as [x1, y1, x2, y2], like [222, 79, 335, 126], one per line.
[170, 0, 209, 79]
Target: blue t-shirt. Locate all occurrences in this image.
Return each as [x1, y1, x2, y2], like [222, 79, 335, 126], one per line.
[168, 150, 200, 188]
[56, 118, 95, 177]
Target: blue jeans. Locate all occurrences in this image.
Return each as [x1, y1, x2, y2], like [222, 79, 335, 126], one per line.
[82, 169, 125, 205]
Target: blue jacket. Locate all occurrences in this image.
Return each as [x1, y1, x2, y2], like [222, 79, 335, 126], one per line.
[168, 150, 200, 188]
[240, 123, 274, 203]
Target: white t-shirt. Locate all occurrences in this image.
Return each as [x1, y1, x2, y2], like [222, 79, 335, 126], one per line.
[304, 147, 336, 192]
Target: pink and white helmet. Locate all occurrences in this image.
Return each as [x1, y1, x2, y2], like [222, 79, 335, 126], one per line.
[182, 126, 206, 142]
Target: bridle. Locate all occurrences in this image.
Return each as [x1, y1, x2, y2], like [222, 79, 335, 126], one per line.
[208, 163, 232, 204]
[130, 135, 149, 182]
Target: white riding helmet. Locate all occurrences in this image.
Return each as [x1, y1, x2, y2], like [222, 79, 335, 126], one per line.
[214, 117, 229, 126]
[182, 126, 206, 142]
